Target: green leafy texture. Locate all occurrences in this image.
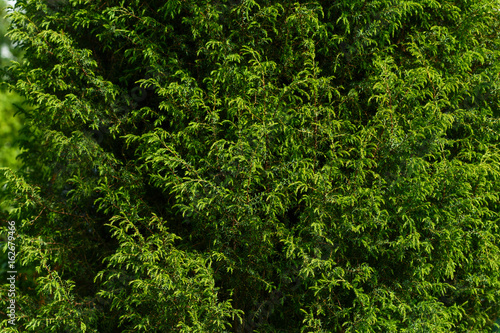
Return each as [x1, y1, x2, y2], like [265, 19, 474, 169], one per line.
[1, 0, 500, 332]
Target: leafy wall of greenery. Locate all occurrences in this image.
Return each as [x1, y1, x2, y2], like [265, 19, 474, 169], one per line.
[1, 0, 500, 332]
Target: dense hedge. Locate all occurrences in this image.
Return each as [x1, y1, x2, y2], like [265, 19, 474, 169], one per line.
[1, 0, 500, 332]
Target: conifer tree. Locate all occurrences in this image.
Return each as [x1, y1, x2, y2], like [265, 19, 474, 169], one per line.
[1, 0, 500, 332]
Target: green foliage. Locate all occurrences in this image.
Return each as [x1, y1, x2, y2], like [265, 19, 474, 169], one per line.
[1, 0, 500, 331]
[0, 0, 25, 205]
[0, 90, 23, 170]
[0, 0, 29, 292]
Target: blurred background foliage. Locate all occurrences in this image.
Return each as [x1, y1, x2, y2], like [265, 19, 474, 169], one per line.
[0, 0, 25, 212]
